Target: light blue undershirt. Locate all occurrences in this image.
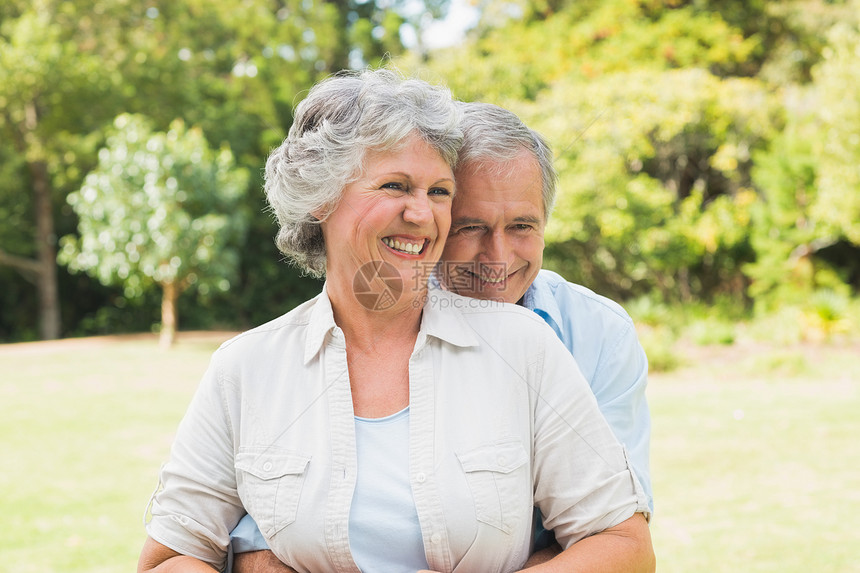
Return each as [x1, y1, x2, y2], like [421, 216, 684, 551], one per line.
[349, 407, 428, 572]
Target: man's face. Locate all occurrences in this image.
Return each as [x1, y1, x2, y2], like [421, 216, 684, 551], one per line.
[441, 149, 545, 304]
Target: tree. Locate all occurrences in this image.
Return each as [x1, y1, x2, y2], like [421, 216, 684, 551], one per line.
[812, 15, 860, 246]
[747, 87, 832, 308]
[1, 0, 454, 342]
[0, 3, 121, 339]
[59, 114, 249, 347]
[411, 0, 853, 102]
[404, 0, 860, 308]
[512, 69, 775, 303]
[747, 8, 860, 308]
[407, 0, 760, 102]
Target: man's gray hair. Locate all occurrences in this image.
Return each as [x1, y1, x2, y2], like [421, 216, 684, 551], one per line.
[264, 68, 463, 277]
[457, 102, 558, 219]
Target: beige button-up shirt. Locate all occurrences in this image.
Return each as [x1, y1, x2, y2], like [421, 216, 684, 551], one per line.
[147, 286, 649, 572]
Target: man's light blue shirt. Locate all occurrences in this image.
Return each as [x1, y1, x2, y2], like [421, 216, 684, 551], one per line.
[229, 269, 652, 561]
[523, 269, 652, 511]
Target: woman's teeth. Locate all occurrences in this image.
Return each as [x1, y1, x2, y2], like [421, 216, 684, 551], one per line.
[383, 237, 423, 255]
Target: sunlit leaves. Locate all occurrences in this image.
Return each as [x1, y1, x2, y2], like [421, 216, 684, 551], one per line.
[813, 16, 860, 245]
[60, 114, 249, 300]
[512, 68, 776, 300]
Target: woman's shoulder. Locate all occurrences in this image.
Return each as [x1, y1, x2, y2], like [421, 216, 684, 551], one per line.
[216, 293, 324, 356]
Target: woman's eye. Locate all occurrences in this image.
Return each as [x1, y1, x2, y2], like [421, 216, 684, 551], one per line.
[429, 187, 452, 196]
[382, 182, 404, 191]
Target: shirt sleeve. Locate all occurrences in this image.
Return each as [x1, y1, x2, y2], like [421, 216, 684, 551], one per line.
[531, 332, 650, 549]
[534, 274, 654, 513]
[145, 353, 244, 570]
[590, 322, 653, 513]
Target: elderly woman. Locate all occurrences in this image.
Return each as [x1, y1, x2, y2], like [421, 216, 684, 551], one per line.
[137, 69, 654, 573]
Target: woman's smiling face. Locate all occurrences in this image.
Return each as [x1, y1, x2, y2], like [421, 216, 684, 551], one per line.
[320, 134, 455, 304]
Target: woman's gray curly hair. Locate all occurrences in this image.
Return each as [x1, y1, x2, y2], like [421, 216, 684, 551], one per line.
[264, 68, 463, 277]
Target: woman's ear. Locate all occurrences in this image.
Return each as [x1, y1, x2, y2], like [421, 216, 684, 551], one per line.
[311, 207, 328, 222]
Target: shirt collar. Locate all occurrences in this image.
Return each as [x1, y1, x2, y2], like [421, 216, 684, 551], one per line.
[303, 283, 479, 364]
[303, 284, 338, 364]
[418, 286, 480, 349]
[521, 272, 564, 332]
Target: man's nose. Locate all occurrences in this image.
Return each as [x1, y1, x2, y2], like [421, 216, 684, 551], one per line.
[482, 231, 512, 266]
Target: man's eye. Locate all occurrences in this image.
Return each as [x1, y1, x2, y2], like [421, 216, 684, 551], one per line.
[456, 225, 483, 234]
[512, 224, 533, 231]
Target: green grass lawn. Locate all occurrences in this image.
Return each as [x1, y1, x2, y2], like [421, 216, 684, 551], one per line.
[1, 333, 858, 572]
[648, 342, 860, 572]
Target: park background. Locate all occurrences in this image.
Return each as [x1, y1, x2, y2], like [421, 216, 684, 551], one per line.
[1, 0, 859, 571]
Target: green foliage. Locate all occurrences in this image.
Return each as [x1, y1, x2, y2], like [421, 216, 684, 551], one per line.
[0, 0, 438, 341]
[402, 0, 860, 319]
[638, 324, 682, 373]
[59, 114, 249, 301]
[747, 93, 833, 308]
[801, 289, 852, 341]
[409, 0, 761, 102]
[3, 0, 860, 341]
[525, 69, 774, 303]
[688, 318, 736, 346]
[813, 17, 860, 246]
[748, 11, 860, 310]
[757, 0, 856, 85]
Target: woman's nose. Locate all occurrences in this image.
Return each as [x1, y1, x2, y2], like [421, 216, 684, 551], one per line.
[403, 191, 433, 226]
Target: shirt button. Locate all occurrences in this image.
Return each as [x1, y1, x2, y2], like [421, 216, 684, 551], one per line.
[416, 472, 426, 483]
[430, 533, 441, 544]
[262, 462, 273, 472]
[497, 457, 507, 466]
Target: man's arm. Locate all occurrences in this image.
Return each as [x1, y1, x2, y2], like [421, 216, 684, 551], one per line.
[138, 537, 218, 572]
[524, 513, 654, 573]
[419, 515, 652, 573]
[229, 514, 294, 573]
[233, 551, 296, 573]
[523, 542, 561, 567]
[235, 541, 561, 573]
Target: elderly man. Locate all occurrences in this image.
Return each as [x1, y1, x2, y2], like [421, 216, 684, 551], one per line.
[228, 102, 652, 571]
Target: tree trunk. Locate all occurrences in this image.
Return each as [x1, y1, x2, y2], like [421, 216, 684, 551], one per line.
[4, 100, 63, 340]
[159, 279, 179, 349]
[30, 157, 61, 340]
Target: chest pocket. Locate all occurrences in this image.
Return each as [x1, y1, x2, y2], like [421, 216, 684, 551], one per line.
[456, 439, 529, 534]
[235, 448, 311, 537]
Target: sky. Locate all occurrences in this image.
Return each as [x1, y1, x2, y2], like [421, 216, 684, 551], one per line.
[399, 0, 481, 50]
[422, 0, 481, 49]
